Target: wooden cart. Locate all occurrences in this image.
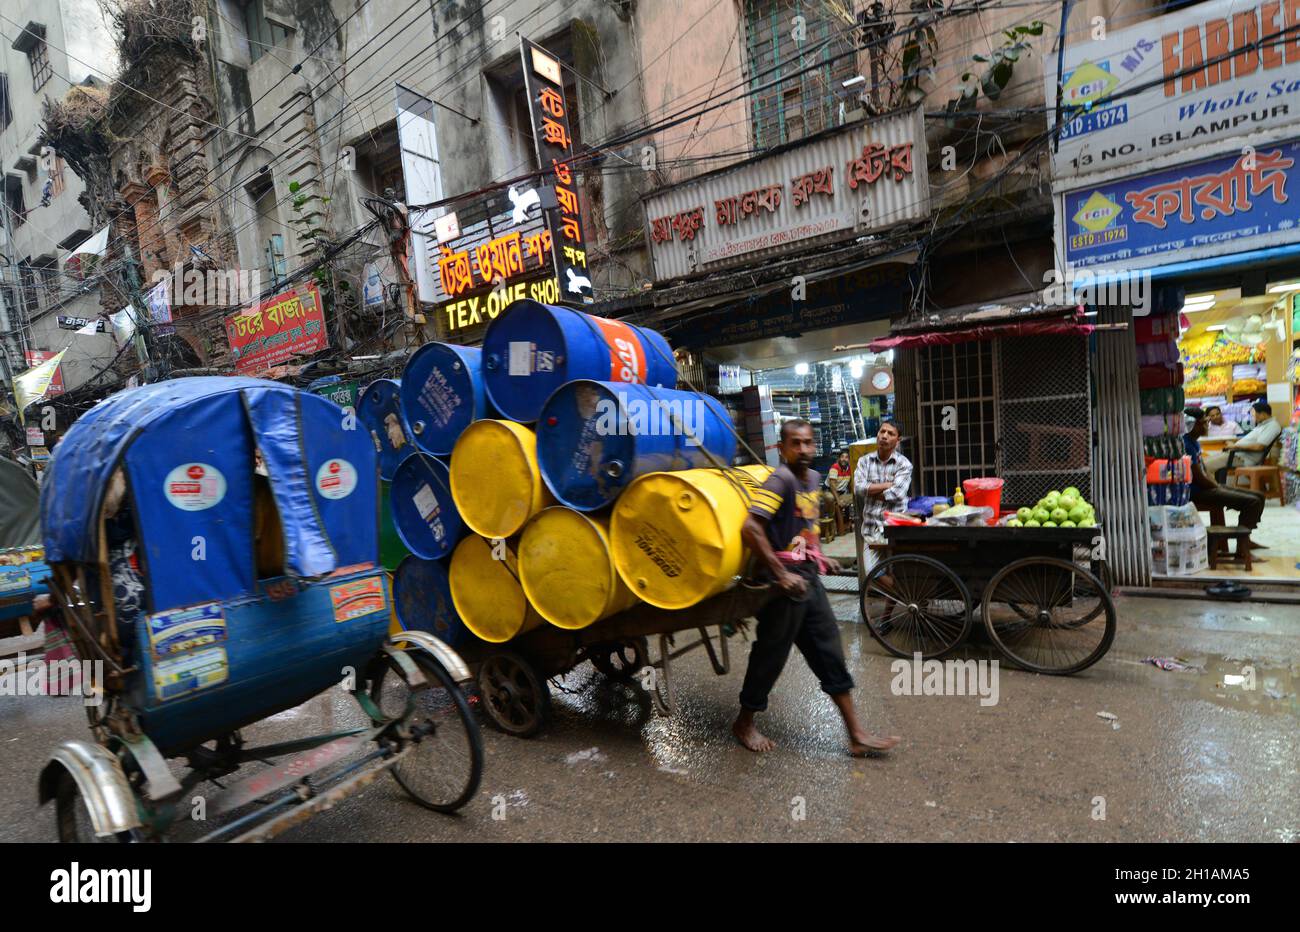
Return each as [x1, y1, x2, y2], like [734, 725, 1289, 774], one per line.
[862, 525, 1115, 675]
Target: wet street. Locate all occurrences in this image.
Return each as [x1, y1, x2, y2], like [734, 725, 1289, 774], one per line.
[2, 592, 1296, 843]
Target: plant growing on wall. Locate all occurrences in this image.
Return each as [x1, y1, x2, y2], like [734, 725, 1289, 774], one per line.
[944, 21, 1046, 121]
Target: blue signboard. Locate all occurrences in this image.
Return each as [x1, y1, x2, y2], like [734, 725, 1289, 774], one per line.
[1062, 138, 1300, 270]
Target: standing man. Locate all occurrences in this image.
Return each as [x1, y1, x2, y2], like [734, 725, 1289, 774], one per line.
[853, 422, 913, 574]
[733, 418, 901, 756]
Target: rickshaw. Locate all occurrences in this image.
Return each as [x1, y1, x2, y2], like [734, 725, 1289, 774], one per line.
[0, 455, 50, 657]
[35, 377, 482, 842]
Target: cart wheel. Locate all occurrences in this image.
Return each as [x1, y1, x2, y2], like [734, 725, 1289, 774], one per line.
[651, 636, 675, 715]
[590, 637, 648, 681]
[860, 554, 972, 659]
[373, 652, 484, 813]
[981, 557, 1116, 675]
[54, 770, 138, 843]
[477, 650, 551, 738]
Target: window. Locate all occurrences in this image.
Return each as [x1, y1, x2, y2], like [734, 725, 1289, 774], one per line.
[49, 156, 65, 198]
[3, 174, 25, 228]
[0, 74, 11, 132]
[35, 260, 60, 309]
[744, 0, 857, 149]
[241, 0, 292, 64]
[29, 40, 51, 91]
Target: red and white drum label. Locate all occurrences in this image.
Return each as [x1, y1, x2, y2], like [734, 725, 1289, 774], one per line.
[316, 459, 357, 500]
[165, 463, 228, 511]
[589, 317, 647, 384]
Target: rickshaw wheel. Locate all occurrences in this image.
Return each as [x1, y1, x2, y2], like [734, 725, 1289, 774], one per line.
[477, 650, 551, 738]
[373, 652, 484, 813]
[590, 637, 648, 681]
[860, 554, 972, 660]
[981, 557, 1116, 675]
[54, 770, 139, 844]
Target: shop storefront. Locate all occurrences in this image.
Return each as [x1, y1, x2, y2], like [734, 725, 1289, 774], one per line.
[1048, 0, 1300, 585]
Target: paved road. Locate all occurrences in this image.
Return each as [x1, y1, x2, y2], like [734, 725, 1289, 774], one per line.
[2, 593, 1296, 842]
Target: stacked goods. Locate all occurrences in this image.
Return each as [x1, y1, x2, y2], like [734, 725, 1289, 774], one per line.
[1007, 486, 1096, 527]
[1148, 503, 1207, 576]
[518, 508, 637, 629]
[741, 385, 779, 467]
[610, 465, 772, 610]
[450, 420, 553, 538]
[1136, 309, 1188, 466]
[481, 299, 677, 423]
[358, 379, 415, 480]
[536, 380, 738, 511]
[372, 299, 774, 655]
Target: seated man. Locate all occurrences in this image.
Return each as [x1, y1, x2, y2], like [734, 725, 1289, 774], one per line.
[1204, 405, 1242, 438]
[1204, 401, 1281, 481]
[1185, 408, 1264, 549]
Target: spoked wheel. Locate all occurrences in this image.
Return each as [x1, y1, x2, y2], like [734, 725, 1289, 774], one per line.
[476, 650, 551, 738]
[981, 557, 1116, 674]
[590, 637, 649, 681]
[54, 770, 138, 843]
[373, 652, 484, 813]
[861, 554, 973, 659]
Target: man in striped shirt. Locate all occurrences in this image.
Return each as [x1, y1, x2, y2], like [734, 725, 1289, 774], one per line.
[853, 422, 912, 541]
[733, 418, 901, 756]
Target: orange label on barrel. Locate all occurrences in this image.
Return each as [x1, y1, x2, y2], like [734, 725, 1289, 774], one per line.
[590, 317, 646, 384]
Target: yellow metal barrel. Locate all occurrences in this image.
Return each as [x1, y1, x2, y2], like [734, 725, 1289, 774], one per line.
[448, 535, 542, 643]
[519, 507, 639, 630]
[610, 465, 773, 610]
[449, 419, 554, 539]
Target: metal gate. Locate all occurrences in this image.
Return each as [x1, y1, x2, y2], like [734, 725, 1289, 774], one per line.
[915, 341, 998, 497]
[995, 334, 1092, 507]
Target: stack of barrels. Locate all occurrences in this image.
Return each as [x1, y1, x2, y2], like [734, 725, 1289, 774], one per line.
[356, 299, 772, 652]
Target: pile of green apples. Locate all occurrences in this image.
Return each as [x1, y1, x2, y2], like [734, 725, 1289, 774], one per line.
[1006, 487, 1096, 528]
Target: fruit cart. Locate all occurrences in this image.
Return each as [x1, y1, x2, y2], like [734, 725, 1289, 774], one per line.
[861, 525, 1115, 674]
[461, 583, 775, 738]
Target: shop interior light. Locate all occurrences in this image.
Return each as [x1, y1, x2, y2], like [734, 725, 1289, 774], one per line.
[794, 362, 810, 376]
[849, 361, 865, 378]
[1266, 280, 1300, 293]
[1206, 324, 1227, 331]
[1182, 294, 1216, 312]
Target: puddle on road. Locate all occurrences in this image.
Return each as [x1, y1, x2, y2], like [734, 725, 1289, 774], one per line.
[1105, 650, 1298, 717]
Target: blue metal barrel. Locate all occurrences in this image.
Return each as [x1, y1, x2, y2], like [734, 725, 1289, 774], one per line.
[359, 379, 415, 480]
[400, 343, 489, 456]
[482, 299, 678, 423]
[537, 381, 738, 512]
[392, 555, 473, 649]
[389, 452, 462, 560]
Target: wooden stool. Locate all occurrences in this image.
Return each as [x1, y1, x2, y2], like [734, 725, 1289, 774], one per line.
[1226, 465, 1285, 505]
[1205, 526, 1252, 570]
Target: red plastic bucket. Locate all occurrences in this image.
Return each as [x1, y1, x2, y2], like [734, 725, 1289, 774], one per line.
[963, 478, 1003, 522]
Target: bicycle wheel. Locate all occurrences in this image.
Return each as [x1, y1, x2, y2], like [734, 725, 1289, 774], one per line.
[373, 651, 484, 812]
[981, 557, 1116, 675]
[860, 554, 972, 659]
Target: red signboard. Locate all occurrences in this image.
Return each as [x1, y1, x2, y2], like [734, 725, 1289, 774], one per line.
[25, 350, 65, 395]
[225, 283, 328, 374]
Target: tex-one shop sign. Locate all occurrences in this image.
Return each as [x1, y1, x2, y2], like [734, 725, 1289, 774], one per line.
[642, 108, 929, 280]
[1045, 0, 1300, 182]
[1057, 136, 1300, 270]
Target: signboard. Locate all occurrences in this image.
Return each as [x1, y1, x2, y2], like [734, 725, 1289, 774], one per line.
[308, 379, 359, 409]
[643, 108, 929, 280]
[225, 283, 329, 374]
[146, 276, 175, 336]
[441, 273, 562, 335]
[521, 37, 594, 305]
[1045, 0, 1300, 183]
[57, 315, 106, 332]
[25, 427, 43, 447]
[1058, 137, 1300, 270]
[24, 350, 64, 396]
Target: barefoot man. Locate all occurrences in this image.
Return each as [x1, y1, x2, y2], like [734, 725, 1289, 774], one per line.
[733, 419, 901, 756]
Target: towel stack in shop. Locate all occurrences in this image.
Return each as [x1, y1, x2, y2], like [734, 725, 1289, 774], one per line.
[1135, 310, 1191, 506]
[355, 299, 771, 653]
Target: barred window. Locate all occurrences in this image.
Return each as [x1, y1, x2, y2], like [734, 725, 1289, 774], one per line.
[744, 0, 857, 150]
[241, 0, 292, 64]
[29, 40, 51, 91]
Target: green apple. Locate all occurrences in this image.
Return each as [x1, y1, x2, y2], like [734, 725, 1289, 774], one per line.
[1043, 520, 1058, 528]
[1032, 508, 1051, 523]
[1067, 505, 1088, 523]
[1063, 486, 1081, 498]
[1050, 508, 1069, 523]
[1008, 519, 1021, 527]
[1017, 507, 1033, 522]
[1060, 520, 1076, 528]
[1059, 494, 1078, 511]
[1025, 519, 1041, 527]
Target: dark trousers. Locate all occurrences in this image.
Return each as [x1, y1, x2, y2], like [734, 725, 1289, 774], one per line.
[1192, 485, 1266, 528]
[739, 573, 855, 712]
